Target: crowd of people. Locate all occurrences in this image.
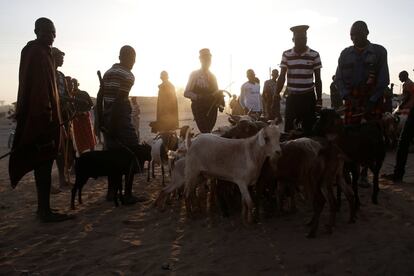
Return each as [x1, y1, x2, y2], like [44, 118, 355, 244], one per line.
[7, 17, 414, 223]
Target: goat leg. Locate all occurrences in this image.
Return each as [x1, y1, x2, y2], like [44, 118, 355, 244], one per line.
[71, 187, 77, 210]
[147, 161, 151, 182]
[307, 190, 326, 238]
[371, 166, 380, 205]
[161, 163, 165, 186]
[338, 176, 356, 223]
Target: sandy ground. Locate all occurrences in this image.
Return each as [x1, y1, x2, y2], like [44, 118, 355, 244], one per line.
[1, 103, 414, 275]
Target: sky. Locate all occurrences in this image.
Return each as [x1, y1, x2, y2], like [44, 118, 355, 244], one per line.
[0, 0, 413, 104]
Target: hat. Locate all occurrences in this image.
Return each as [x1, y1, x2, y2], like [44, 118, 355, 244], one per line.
[290, 25, 309, 34]
[199, 48, 212, 57]
[51, 47, 65, 56]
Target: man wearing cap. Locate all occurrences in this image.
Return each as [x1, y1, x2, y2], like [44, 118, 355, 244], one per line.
[9, 18, 72, 222]
[263, 69, 281, 120]
[101, 45, 141, 204]
[184, 48, 223, 133]
[274, 25, 323, 135]
[335, 21, 389, 125]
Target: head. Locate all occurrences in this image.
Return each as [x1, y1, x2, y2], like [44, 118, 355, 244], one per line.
[232, 94, 237, 99]
[291, 25, 308, 53]
[399, 71, 409, 83]
[313, 108, 343, 139]
[199, 48, 212, 71]
[271, 69, 279, 80]
[160, 70, 169, 82]
[34, 17, 56, 46]
[332, 75, 336, 81]
[350, 21, 369, 48]
[52, 47, 64, 67]
[72, 78, 79, 90]
[119, 45, 136, 70]
[246, 69, 256, 83]
[258, 124, 282, 157]
[131, 96, 138, 105]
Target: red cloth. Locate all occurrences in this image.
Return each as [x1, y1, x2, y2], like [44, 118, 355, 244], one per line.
[9, 40, 62, 187]
[73, 112, 96, 153]
[344, 87, 383, 125]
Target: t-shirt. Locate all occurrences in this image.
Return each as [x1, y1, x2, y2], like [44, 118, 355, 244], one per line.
[280, 47, 322, 94]
[240, 81, 262, 112]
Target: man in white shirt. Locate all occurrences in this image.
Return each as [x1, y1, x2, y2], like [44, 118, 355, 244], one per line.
[239, 69, 262, 115]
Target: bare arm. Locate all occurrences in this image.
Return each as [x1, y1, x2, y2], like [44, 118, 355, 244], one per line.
[275, 67, 287, 96]
[314, 68, 322, 104]
[184, 72, 198, 101]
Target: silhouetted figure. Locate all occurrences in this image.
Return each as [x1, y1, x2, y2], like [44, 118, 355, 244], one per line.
[383, 83, 394, 113]
[184, 48, 222, 133]
[9, 18, 72, 222]
[130, 96, 141, 141]
[52, 47, 73, 189]
[263, 69, 281, 120]
[156, 71, 179, 132]
[72, 78, 96, 154]
[101, 45, 140, 204]
[384, 71, 414, 182]
[335, 21, 389, 125]
[330, 75, 343, 110]
[239, 69, 262, 115]
[275, 25, 323, 135]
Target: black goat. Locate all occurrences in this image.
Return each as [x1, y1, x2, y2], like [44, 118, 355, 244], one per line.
[313, 109, 385, 208]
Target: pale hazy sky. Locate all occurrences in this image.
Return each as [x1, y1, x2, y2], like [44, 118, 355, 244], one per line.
[0, 0, 413, 104]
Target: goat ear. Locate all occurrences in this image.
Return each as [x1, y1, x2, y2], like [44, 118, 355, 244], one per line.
[258, 130, 266, 146]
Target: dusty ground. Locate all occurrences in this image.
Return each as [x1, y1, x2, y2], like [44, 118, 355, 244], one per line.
[1, 103, 414, 275]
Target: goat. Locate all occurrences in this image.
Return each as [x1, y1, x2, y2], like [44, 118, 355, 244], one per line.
[270, 137, 355, 237]
[154, 158, 186, 210]
[71, 143, 152, 209]
[184, 124, 282, 224]
[147, 131, 178, 185]
[313, 109, 385, 208]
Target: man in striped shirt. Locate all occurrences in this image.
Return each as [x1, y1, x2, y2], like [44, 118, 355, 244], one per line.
[275, 25, 323, 135]
[101, 45, 140, 205]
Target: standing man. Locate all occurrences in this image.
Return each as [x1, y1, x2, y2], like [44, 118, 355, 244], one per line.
[263, 69, 281, 121]
[9, 18, 72, 222]
[72, 78, 96, 154]
[335, 21, 389, 125]
[275, 25, 323, 135]
[52, 47, 73, 189]
[184, 48, 223, 133]
[239, 69, 262, 116]
[130, 96, 141, 141]
[101, 45, 140, 204]
[156, 71, 179, 132]
[330, 75, 343, 110]
[384, 71, 414, 183]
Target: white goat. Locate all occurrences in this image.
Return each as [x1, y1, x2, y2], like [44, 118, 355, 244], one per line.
[147, 132, 178, 185]
[184, 124, 282, 223]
